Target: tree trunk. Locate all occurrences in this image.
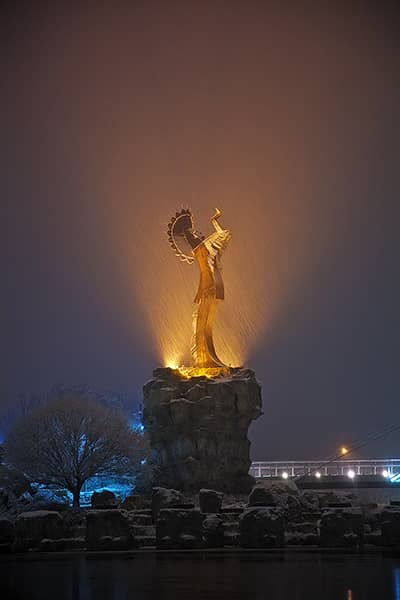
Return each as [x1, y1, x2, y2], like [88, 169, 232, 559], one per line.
[72, 487, 81, 508]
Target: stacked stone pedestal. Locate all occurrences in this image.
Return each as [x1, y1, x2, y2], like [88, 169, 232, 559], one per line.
[142, 367, 262, 493]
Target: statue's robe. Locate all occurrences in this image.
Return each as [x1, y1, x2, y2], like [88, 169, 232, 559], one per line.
[191, 229, 230, 368]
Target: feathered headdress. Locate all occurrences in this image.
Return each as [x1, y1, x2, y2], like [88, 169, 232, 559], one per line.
[167, 208, 196, 264]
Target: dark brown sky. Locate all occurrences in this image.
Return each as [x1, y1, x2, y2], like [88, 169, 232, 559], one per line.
[1, 1, 400, 458]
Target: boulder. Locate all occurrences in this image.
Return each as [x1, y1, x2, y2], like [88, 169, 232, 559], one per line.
[15, 511, 64, 550]
[121, 494, 151, 511]
[91, 490, 119, 509]
[86, 509, 134, 550]
[248, 486, 276, 507]
[248, 480, 303, 520]
[320, 508, 364, 548]
[151, 487, 185, 523]
[202, 514, 224, 547]
[239, 507, 284, 548]
[0, 518, 15, 552]
[248, 479, 299, 502]
[199, 489, 224, 514]
[381, 507, 400, 546]
[156, 509, 203, 549]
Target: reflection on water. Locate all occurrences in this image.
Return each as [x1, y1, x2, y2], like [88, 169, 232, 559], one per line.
[395, 568, 400, 600]
[0, 552, 399, 600]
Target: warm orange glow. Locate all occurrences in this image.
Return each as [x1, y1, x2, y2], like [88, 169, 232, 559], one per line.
[16, 3, 394, 387]
[86, 45, 368, 369]
[103, 195, 336, 369]
[164, 356, 182, 371]
[341, 446, 349, 456]
[170, 365, 231, 379]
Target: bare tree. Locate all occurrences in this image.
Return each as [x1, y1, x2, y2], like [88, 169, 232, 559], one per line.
[4, 395, 147, 507]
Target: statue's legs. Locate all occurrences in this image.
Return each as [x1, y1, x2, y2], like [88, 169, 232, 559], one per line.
[191, 295, 226, 368]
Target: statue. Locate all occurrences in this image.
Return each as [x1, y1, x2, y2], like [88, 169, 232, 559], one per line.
[142, 208, 261, 493]
[167, 208, 231, 370]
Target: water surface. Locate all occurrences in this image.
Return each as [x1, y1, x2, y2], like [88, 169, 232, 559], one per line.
[1, 551, 399, 600]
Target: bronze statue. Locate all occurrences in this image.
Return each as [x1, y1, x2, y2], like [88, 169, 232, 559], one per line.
[167, 208, 231, 369]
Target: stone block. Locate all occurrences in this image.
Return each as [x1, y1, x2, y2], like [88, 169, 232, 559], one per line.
[121, 494, 151, 511]
[156, 509, 203, 549]
[202, 514, 224, 547]
[62, 510, 86, 538]
[364, 530, 382, 546]
[91, 490, 119, 509]
[248, 480, 303, 520]
[239, 507, 284, 548]
[86, 509, 134, 550]
[320, 508, 364, 547]
[285, 521, 319, 546]
[222, 518, 240, 546]
[151, 487, 185, 523]
[199, 489, 224, 513]
[0, 518, 14, 553]
[381, 507, 400, 546]
[15, 511, 64, 550]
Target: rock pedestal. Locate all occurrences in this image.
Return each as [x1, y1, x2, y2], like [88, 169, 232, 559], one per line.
[142, 367, 262, 492]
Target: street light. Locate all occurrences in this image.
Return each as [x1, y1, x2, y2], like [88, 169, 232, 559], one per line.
[282, 472, 289, 480]
[315, 471, 321, 479]
[347, 469, 355, 479]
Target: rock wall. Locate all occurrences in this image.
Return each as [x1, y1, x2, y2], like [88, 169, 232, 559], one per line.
[142, 367, 263, 492]
[4, 485, 400, 552]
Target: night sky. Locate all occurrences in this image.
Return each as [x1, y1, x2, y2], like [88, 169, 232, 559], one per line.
[2, 1, 399, 459]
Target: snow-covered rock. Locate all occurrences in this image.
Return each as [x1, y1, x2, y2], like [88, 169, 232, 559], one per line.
[86, 509, 134, 550]
[239, 507, 284, 548]
[15, 510, 64, 550]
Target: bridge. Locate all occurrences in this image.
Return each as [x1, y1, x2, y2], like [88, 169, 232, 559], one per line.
[250, 459, 400, 481]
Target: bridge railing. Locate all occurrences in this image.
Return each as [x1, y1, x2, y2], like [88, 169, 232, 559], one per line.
[250, 459, 400, 478]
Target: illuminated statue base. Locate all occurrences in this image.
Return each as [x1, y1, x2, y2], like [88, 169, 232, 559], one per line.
[142, 367, 263, 493]
[169, 366, 230, 379]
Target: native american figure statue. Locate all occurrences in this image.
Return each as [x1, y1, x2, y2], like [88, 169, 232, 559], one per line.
[167, 208, 231, 368]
